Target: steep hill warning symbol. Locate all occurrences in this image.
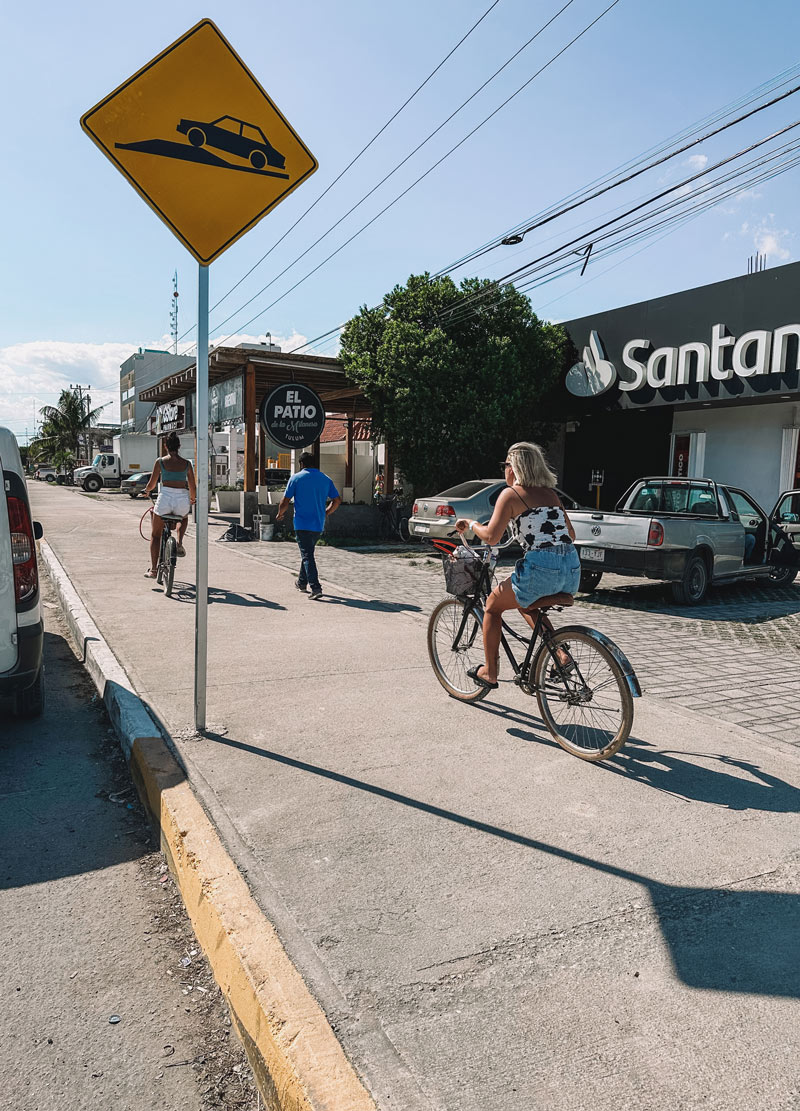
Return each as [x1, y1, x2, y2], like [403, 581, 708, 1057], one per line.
[115, 114, 290, 179]
[80, 19, 317, 264]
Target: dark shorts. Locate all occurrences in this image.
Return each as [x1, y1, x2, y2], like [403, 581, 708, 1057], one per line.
[510, 543, 581, 608]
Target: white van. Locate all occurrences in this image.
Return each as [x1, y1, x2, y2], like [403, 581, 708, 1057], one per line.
[0, 428, 44, 716]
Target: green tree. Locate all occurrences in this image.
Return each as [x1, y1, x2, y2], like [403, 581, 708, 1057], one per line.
[340, 273, 570, 492]
[31, 388, 106, 468]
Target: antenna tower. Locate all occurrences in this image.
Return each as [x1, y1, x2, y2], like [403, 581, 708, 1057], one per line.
[746, 251, 767, 275]
[170, 270, 179, 354]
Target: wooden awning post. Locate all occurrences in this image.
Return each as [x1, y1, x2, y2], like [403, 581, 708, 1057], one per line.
[258, 424, 266, 486]
[244, 364, 256, 492]
[344, 419, 354, 490]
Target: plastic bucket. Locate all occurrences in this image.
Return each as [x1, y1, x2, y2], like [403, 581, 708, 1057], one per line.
[260, 522, 275, 541]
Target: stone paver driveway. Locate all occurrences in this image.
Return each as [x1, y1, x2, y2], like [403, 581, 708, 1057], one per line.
[213, 524, 800, 750]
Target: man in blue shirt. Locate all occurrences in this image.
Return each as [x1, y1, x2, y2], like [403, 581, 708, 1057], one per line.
[277, 453, 341, 599]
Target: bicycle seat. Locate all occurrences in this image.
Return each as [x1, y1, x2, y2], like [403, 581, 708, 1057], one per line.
[522, 592, 574, 612]
[160, 514, 185, 524]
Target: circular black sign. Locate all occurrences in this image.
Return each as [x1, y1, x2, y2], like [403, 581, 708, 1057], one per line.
[259, 383, 326, 449]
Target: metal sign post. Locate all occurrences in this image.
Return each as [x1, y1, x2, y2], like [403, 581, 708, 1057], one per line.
[80, 18, 318, 734]
[194, 266, 209, 729]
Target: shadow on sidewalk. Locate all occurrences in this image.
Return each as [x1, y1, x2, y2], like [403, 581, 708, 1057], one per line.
[315, 593, 422, 614]
[201, 729, 800, 998]
[162, 582, 286, 609]
[601, 740, 800, 813]
[0, 631, 148, 890]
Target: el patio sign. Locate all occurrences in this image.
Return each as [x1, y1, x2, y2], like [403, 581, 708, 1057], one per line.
[260, 384, 326, 448]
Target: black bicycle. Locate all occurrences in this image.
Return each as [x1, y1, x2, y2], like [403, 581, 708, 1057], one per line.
[155, 515, 183, 597]
[377, 494, 411, 542]
[426, 536, 640, 761]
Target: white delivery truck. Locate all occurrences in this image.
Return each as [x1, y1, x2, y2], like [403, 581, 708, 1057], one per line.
[74, 434, 158, 492]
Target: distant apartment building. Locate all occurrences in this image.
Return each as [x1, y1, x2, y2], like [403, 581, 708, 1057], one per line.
[119, 349, 194, 434]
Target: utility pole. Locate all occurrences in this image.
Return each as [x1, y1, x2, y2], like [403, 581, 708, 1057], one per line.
[70, 383, 92, 464]
[170, 270, 179, 354]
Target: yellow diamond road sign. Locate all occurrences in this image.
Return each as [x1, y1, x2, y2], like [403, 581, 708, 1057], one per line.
[81, 19, 318, 264]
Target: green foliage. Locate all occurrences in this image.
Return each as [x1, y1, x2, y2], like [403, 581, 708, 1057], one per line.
[340, 274, 570, 492]
[31, 388, 106, 464]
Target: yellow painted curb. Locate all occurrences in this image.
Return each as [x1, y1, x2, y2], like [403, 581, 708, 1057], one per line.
[131, 735, 376, 1111]
[40, 542, 375, 1111]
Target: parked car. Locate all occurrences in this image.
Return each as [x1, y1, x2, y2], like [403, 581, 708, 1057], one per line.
[408, 479, 580, 541]
[570, 476, 800, 604]
[0, 427, 44, 717]
[176, 115, 286, 170]
[121, 471, 152, 498]
[34, 466, 56, 482]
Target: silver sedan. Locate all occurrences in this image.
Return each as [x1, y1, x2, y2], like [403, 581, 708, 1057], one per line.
[408, 480, 579, 540]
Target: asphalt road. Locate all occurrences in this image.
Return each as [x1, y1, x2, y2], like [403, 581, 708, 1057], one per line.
[0, 574, 259, 1111]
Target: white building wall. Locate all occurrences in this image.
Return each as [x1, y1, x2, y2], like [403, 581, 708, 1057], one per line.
[673, 401, 800, 510]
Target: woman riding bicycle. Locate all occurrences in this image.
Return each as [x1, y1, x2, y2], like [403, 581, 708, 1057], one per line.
[142, 431, 196, 578]
[454, 441, 579, 689]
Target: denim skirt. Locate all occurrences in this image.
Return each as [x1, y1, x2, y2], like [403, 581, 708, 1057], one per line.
[510, 543, 581, 608]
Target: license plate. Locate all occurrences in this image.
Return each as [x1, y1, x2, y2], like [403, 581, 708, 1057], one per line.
[415, 523, 430, 534]
[582, 547, 605, 562]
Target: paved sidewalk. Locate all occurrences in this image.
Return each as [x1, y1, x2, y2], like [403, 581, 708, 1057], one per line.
[32, 485, 800, 1110]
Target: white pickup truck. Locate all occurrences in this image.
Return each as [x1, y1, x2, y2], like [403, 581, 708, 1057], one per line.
[571, 477, 800, 604]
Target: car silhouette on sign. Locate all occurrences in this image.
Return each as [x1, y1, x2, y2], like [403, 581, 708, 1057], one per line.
[176, 115, 286, 170]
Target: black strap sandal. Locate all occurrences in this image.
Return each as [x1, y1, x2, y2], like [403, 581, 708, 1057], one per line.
[467, 664, 498, 690]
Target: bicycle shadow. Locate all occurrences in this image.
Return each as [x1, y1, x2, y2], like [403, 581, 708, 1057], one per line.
[201, 729, 800, 998]
[473, 703, 800, 815]
[602, 740, 800, 813]
[165, 581, 286, 609]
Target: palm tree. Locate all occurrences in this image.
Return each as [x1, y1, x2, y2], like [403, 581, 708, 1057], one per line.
[33, 389, 106, 468]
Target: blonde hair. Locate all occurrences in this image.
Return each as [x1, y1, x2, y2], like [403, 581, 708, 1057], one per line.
[507, 442, 557, 488]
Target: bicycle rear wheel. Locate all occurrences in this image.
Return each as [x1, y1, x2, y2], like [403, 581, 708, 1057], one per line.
[427, 598, 488, 702]
[398, 514, 411, 542]
[533, 629, 632, 761]
[164, 536, 177, 597]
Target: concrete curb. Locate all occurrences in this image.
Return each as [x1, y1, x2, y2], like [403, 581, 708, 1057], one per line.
[40, 540, 376, 1111]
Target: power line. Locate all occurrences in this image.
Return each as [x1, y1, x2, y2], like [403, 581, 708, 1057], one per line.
[202, 0, 582, 346]
[441, 133, 800, 328]
[435, 78, 800, 277]
[211, 0, 623, 346]
[437, 117, 800, 326]
[287, 63, 800, 353]
[179, 0, 505, 339]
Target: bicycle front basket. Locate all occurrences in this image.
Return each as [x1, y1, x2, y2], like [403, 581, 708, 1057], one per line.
[442, 549, 482, 596]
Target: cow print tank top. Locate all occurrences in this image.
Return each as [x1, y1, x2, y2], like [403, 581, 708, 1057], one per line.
[508, 503, 573, 551]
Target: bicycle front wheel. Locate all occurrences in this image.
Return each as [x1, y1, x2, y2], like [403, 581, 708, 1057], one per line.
[533, 629, 633, 761]
[164, 536, 177, 597]
[427, 597, 488, 702]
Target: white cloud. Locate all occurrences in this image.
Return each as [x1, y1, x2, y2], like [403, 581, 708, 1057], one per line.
[686, 154, 708, 172]
[0, 339, 136, 436]
[741, 216, 793, 263]
[0, 330, 309, 441]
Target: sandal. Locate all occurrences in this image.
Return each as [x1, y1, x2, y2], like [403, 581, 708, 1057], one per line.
[467, 664, 498, 690]
[549, 656, 576, 681]
[144, 568, 157, 579]
[177, 544, 186, 557]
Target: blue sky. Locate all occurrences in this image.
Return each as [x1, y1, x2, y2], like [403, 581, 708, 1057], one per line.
[2, 0, 799, 439]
